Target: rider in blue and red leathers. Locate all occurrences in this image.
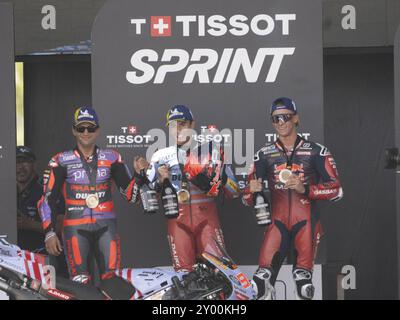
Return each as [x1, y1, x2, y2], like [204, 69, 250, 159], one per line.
[243, 98, 343, 300]
[38, 107, 141, 283]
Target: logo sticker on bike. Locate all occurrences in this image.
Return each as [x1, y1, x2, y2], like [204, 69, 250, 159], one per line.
[236, 272, 251, 289]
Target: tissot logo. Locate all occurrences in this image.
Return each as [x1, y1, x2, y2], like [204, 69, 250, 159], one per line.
[131, 14, 296, 37]
[106, 125, 152, 148]
[127, 13, 297, 84]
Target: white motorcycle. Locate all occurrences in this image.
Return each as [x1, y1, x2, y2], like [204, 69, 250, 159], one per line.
[0, 235, 256, 300]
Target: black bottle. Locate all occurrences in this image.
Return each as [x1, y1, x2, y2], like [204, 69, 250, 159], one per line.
[138, 169, 159, 214]
[161, 178, 179, 219]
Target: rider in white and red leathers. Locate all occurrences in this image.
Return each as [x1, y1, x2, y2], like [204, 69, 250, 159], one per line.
[147, 105, 240, 272]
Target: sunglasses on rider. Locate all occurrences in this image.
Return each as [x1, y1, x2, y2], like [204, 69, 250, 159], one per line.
[271, 114, 294, 124]
[74, 125, 99, 133]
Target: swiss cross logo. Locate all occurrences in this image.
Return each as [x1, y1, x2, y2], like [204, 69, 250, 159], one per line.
[128, 126, 137, 134]
[151, 16, 171, 37]
[208, 125, 217, 132]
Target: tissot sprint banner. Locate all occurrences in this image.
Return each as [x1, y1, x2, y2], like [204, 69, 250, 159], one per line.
[91, 0, 324, 267]
[0, 3, 17, 242]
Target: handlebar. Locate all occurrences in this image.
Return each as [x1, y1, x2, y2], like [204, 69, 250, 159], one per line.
[0, 266, 25, 284]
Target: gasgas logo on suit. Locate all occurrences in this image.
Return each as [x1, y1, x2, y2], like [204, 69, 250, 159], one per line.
[126, 13, 297, 84]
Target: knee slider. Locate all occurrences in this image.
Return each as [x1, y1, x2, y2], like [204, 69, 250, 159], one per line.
[293, 268, 314, 300]
[72, 274, 91, 284]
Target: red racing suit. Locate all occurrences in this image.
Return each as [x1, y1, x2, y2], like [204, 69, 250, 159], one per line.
[147, 146, 240, 271]
[38, 146, 139, 281]
[243, 135, 343, 283]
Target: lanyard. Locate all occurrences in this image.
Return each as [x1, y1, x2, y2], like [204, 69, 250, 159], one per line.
[276, 135, 302, 169]
[76, 147, 99, 189]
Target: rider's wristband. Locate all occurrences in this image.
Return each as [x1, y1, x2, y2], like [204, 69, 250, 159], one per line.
[45, 231, 57, 242]
[43, 222, 56, 234]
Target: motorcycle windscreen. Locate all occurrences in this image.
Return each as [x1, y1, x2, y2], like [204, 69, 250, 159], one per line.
[202, 238, 237, 268]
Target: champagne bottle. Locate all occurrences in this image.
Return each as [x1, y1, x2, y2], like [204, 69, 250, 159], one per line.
[138, 169, 159, 214]
[252, 175, 271, 226]
[253, 191, 271, 226]
[161, 178, 179, 219]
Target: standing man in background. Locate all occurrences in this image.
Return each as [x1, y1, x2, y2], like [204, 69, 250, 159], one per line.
[17, 146, 64, 252]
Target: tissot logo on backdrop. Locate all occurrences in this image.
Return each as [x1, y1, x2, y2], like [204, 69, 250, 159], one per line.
[106, 126, 153, 148]
[265, 132, 310, 143]
[92, 0, 324, 268]
[131, 14, 296, 37]
[127, 14, 296, 84]
[194, 126, 231, 144]
[93, 0, 324, 173]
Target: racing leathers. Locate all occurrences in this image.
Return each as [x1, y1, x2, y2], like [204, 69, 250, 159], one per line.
[147, 145, 240, 272]
[38, 146, 139, 282]
[243, 135, 343, 299]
